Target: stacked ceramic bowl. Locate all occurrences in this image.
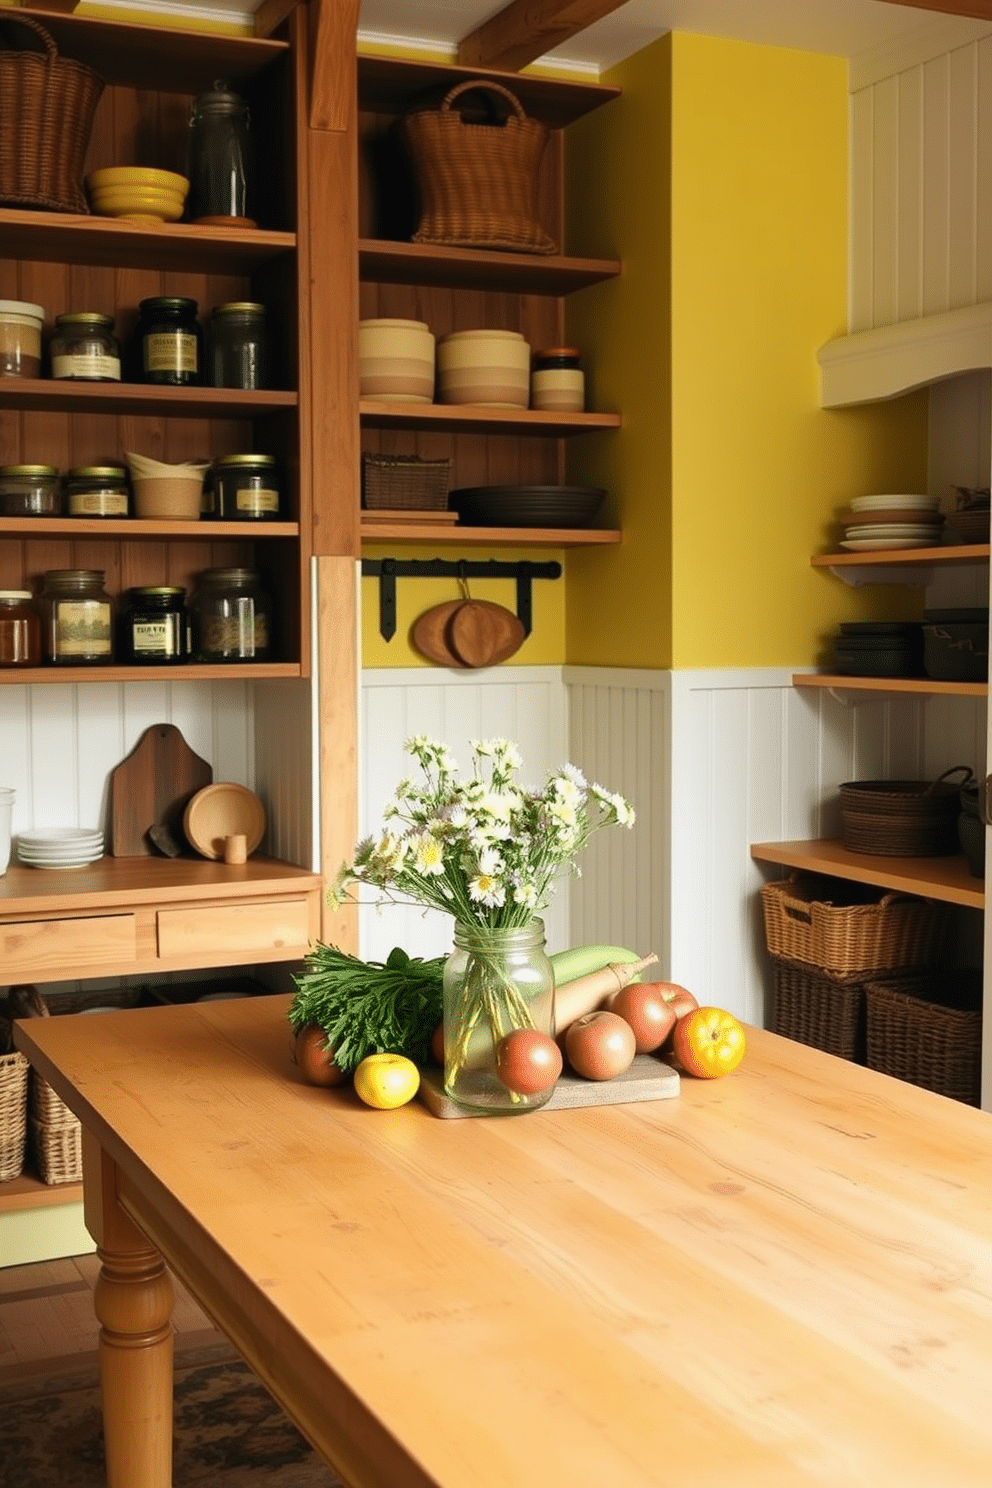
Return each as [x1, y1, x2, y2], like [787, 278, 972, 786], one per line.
[16, 827, 104, 869]
[85, 167, 189, 223]
[838, 494, 943, 550]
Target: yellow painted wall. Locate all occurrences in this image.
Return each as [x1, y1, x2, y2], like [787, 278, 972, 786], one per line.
[565, 33, 928, 670]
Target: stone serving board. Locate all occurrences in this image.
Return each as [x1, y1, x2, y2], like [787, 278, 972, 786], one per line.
[418, 1054, 680, 1119]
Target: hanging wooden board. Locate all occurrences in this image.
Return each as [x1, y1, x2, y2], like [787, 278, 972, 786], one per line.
[110, 724, 213, 857]
[417, 1054, 680, 1118]
[411, 599, 472, 667]
[448, 599, 525, 666]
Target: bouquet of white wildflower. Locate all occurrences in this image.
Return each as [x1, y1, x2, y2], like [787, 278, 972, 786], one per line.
[329, 735, 636, 930]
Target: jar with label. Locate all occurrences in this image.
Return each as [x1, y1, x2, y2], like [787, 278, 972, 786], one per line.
[208, 302, 269, 389]
[65, 465, 131, 519]
[0, 300, 44, 379]
[211, 453, 281, 520]
[530, 347, 585, 413]
[39, 570, 114, 665]
[0, 465, 61, 516]
[189, 567, 272, 662]
[50, 313, 121, 381]
[136, 297, 202, 386]
[0, 591, 41, 667]
[118, 587, 187, 665]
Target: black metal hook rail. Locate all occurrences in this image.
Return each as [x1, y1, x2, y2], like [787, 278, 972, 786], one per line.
[360, 557, 562, 639]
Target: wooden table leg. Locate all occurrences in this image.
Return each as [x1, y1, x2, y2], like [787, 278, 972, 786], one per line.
[82, 1129, 175, 1488]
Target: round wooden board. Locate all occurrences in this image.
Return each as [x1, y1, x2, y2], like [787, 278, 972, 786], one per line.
[448, 600, 525, 667]
[411, 601, 471, 668]
[183, 783, 266, 860]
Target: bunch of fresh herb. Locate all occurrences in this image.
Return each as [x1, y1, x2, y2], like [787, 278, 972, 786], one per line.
[288, 943, 443, 1072]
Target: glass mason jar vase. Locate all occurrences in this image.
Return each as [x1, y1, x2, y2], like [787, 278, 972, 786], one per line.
[443, 918, 555, 1115]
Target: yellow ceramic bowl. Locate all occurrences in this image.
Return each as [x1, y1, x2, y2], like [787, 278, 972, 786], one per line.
[90, 189, 186, 223]
[86, 166, 189, 196]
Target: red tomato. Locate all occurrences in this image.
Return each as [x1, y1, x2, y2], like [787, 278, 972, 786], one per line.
[671, 1007, 746, 1079]
[610, 982, 678, 1053]
[565, 1010, 636, 1081]
[293, 1025, 348, 1087]
[496, 1029, 562, 1095]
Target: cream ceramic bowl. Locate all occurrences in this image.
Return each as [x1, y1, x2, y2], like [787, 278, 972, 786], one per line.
[358, 318, 435, 402]
[436, 329, 531, 409]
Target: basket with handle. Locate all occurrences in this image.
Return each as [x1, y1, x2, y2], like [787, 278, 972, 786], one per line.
[401, 79, 557, 255]
[9, 984, 82, 1184]
[0, 12, 104, 214]
[839, 765, 974, 856]
[760, 875, 948, 979]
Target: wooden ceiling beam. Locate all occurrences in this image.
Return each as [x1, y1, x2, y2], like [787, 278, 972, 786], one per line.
[457, 0, 629, 72]
[877, 0, 992, 20]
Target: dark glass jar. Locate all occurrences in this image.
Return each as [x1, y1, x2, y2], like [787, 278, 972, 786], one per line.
[135, 297, 202, 386]
[118, 586, 187, 665]
[0, 465, 60, 516]
[39, 569, 114, 665]
[0, 590, 41, 667]
[208, 302, 269, 389]
[65, 465, 130, 519]
[187, 82, 253, 224]
[50, 312, 121, 382]
[211, 453, 281, 520]
[189, 567, 272, 662]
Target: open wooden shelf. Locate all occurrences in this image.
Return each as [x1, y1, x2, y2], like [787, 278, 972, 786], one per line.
[813, 544, 989, 569]
[0, 207, 295, 274]
[359, 238, 621, 295]
[0, 663, 302, 685]
[0, 380, 297, 418]
[357, 52, 620, 127]
[360, 519, 621, 546]
[793, 673, 987, 698]
[0, 1174, 82, 1214]
[359, 401, 621, 435]
[750, 838, 984, 909]
[0, 517, 298, 540]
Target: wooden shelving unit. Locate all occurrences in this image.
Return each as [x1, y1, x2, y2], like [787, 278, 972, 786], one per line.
[0, 1174, 82, 1215]
[360, 519, 621, 546]
[813, 544, 989, 570]
[793, 673, 987, 698]
[750, 838, 984, 910]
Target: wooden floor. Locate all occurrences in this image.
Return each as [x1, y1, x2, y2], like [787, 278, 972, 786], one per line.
[0, 1252, 222, 1384]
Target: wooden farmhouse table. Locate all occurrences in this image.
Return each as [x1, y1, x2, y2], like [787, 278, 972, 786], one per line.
[13, 994, 992, 1488]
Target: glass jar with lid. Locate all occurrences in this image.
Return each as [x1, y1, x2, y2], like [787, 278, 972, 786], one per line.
[135, 297, 202, 386]
[211, 453, 281, 520]
[187, 83, 253, 224]
[118, 587, 187, 665]
[208, 302, 269, 389]
[0, 591, 41, 667]
[39, 569, 114, 665]
[50, 313, 121, 381]
[0, 300, 44, 379]
[65, 465, 130, 519]
[0, 465, 61, 516]
[189, 567, 272, 662]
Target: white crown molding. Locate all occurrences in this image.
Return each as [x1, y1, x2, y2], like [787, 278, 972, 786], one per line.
[356, 28, 600, 78]
[83, 0, 254, 26]
[850, 13, 992, 92]
[818, 302, 992, 408]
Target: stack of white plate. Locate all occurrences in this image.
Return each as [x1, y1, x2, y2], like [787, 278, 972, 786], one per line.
[841, 494, 943, 551]
[16, 828, 104, 869]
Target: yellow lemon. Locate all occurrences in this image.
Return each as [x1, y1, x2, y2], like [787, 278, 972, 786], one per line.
[353, 1053, 420, 1109]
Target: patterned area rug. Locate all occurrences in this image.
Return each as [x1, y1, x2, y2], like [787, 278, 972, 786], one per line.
[0, 1342, 343, 1487]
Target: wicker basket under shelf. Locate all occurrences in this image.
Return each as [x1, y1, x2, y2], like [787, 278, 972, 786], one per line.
[760, 875, 948, 980]
[769, 957, 868, 1063]
[30, 1112, 82, 1185]
[362, 453, 451, 511]
[864, 972, 982, 1105]
[0, 1047, 29, 1182]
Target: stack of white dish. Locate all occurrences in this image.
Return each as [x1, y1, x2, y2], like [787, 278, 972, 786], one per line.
[16, 828, 104, 869]
[840, 494, 943, 551]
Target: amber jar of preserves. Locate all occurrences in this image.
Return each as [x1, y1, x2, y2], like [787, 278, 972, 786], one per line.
[39, 569, 114, 665]
[0, 591, 41, 667]
[50, 313, 121, 381]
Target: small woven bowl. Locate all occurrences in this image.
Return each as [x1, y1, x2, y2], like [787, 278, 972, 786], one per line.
[132, 476, 203, 520]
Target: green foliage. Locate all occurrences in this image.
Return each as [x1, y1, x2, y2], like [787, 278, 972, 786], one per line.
[288, 943, 443, 1073]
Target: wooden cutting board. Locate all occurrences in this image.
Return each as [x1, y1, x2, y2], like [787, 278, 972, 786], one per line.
[411, 600, 471, 668]
[418, 1054, 680, 1118]
[448, 600, 525, 667]
[110, 724, 213, 857]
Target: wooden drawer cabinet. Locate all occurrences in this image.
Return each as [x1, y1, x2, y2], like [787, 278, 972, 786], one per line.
[0, 913, 137, 976]
[156, 898, 314, 961]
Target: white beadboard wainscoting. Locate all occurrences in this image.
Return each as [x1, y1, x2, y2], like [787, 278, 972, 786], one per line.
[358, 666, 986, 1029]
[850, 25, 992, 335]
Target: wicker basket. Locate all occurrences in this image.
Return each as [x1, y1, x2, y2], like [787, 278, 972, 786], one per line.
[839, 766, 973, 856]
[864, 971, 982, 1105]
[362, 453, 451, 511]
[769, 957, 867, 1062]
[401, 79, 557, 255]
[0, 1044, 29, 1182]
[760, 875, 948, 979]
[9, 984, 82, 1183]
[0, 13, 104, 214]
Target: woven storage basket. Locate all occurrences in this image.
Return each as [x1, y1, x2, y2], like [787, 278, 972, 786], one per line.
[769, 957, 867, 1062]
[401, 79, 557, 255]
[839, 766, 973, 856]
[0, 1042, 29, 1182]
[9, 985, 82, 1184]
[864, 971, 982, 1105]
[0, 13, 104, 213]
[362, 453, 451, 511]
[760, 875, 947, 979]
